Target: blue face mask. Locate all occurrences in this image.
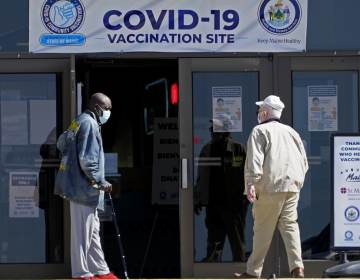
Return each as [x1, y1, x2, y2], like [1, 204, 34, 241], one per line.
[99, 109, 111, 124]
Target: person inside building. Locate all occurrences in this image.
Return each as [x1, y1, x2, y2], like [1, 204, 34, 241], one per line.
[54, 93, 119, 279]
[195, 119, 249, 262]
[234, 95, 308, 279]
[35, 127, 63, 263]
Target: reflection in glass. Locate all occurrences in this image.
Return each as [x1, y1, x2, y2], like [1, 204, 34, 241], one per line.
[0, 74, 63, 263]
[293, 71, 358, 260]
[192, 72, 258, 262]
[195, 129, 248, 262]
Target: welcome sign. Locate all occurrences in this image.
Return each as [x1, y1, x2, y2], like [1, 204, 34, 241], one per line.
[29, 0, 308, 53]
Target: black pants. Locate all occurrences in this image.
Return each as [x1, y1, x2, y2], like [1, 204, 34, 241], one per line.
[204, 205, 247, 262]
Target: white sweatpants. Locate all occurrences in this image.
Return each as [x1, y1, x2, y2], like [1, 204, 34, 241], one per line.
[70, 201, 110, 278]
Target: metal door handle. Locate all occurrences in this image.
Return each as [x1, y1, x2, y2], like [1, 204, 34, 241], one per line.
[181, 158, 188, 189]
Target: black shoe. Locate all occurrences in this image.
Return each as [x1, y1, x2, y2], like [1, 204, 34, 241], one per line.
[234, 272, 258, 278]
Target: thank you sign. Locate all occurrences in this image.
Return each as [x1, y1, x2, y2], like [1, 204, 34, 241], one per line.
[332, 135, 360, 249]
[29, 0, 308, 53]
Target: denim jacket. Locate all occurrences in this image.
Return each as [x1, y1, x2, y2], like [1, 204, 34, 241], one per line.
[54, 110, 105, 210]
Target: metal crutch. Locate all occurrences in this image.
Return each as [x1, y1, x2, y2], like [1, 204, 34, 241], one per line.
[107, 192, 129, 279]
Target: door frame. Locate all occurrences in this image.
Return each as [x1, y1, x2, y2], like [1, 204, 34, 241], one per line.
[275, 54, 360, 277]
[179, 55, 360, 278]
[178, 57, 273, 278]
[0, 54, 72, 278]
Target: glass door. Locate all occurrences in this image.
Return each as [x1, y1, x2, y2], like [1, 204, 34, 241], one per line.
[179, 58, 273, 278]
[179, 55, 360, 278]
[0, 57, 71, 278]
[276, 56, 360, 277]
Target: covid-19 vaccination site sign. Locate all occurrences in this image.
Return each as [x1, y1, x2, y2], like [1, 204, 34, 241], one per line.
[332, 134, 360, 250]
[29, 0, 308, 53]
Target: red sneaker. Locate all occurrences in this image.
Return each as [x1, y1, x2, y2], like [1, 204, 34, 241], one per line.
[95, 272, 119, 279]
[72, 277, 95, 280]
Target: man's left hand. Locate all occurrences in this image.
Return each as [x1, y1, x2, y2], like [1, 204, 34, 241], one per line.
[100, 181, 112, 192]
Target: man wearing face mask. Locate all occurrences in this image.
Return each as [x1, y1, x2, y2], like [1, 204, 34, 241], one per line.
[234, 95, 308, 279]
[55, 93, 118, 279]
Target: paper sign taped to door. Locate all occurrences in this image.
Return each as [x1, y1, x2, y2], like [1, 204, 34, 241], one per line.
[212, 86, 243, 132]
[9, 172, 39, 218]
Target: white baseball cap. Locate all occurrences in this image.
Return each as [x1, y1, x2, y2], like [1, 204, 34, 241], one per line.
[255, 95, 285, 111]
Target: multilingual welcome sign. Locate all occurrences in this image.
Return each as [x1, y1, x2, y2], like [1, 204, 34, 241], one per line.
[29, 0, 308, 53]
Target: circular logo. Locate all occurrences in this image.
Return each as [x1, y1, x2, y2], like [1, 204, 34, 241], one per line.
[42, 0, 85, 34]
[258, 0, 302, 35]
[344, 206, 360, 222]
[345, 230, 353, 241]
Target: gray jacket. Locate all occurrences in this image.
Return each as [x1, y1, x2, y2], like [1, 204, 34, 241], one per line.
[54, 110, 105, 209]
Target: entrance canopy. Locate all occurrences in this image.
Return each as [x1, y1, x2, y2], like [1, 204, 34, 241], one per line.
[29, 0, 307, 53]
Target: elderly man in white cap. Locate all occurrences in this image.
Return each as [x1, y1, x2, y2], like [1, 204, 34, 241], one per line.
[234, 95, 308, 279]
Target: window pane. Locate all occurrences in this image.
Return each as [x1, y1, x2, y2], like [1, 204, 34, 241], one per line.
[193, 72, 258, 262]
[0, 74, 63, 263]
[293, 71, 358, 260]
[0, 1, 28, 52]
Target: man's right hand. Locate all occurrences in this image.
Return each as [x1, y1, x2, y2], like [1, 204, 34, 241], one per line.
[91, 181, 112, 192]
[247, 184, 256, 203]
